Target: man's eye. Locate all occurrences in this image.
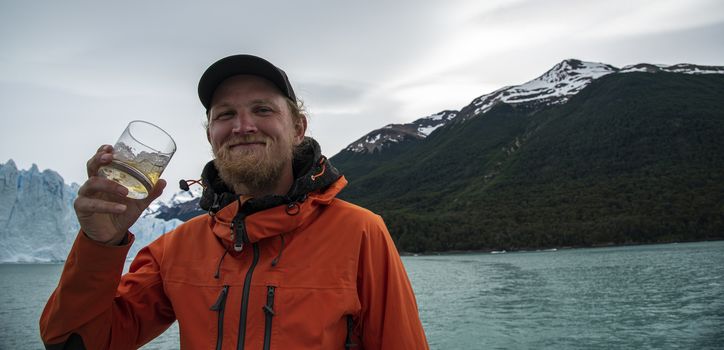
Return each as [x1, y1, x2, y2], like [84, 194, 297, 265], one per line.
[254, 106, 274, 114]
[214, 111, 234, 120]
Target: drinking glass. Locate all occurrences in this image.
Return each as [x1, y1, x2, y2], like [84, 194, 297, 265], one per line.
[98, 120, 176, 199]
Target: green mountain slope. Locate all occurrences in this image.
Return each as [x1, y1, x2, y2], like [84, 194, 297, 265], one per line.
[331, 72, 724, 252]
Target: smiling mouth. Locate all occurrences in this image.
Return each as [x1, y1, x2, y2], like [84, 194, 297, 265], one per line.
[228, 141, 266, 149]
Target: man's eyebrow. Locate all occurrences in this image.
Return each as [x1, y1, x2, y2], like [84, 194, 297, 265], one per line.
[212, 99, 279, 109]
[248, 98, 277, 105]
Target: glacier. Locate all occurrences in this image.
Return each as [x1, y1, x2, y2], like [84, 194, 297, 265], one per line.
[0, 160, 184, 263]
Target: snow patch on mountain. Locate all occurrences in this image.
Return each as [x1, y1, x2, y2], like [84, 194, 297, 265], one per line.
[417, 111, 457, 136]
[620, 63, 724, 75]
[344, 110, 458, 153]
[470, 59, 617, 117]
[418, 125, 441, 136]
[145, 186, 202, 218]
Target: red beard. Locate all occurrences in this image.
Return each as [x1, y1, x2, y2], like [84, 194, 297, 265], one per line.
[213, 134, 294, 194]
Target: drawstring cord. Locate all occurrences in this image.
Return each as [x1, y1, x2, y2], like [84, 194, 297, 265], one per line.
[218, 192, 305, 270]
[179, 178, 205, 191]
[271, 234, 286, 267]
[310, 157, 327, 181]
[213, 249, 229, 279]
[274, 194, 309, 265]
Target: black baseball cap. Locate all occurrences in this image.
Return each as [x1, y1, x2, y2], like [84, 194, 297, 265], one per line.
[197, 54, 297, 110]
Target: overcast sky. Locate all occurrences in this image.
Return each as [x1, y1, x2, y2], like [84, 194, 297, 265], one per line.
[1, 0, 723, 200]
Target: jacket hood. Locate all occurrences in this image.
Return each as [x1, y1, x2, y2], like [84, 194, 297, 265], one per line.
[199, 137, 342, 214]
[198, 137, 346, 246]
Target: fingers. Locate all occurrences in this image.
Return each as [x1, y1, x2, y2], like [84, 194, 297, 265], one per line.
[143, 179, 167, 205]
[78, 176, 129, 198]
[80, 142, 168, 218]
[74, 196, 127, 215]
[86, 145, 114, 178]
[75, 177, 130, 215]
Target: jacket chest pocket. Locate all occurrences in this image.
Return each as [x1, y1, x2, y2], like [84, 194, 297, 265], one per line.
[164, 266, 233, 349]
[266, 284, 360, 349]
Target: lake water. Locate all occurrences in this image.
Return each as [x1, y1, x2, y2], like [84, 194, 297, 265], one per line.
[1, 241, 722, 349]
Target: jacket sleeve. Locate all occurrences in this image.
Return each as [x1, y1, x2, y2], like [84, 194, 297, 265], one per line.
[39, 231, 175, 349]
[357, 215, 429, 350]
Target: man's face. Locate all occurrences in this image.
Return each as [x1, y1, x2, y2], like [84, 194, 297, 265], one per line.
[207, 74, 305, 192]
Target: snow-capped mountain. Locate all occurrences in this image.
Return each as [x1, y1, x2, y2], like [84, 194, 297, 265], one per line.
[342, 59, 724, 154]
[0, 160, 185, 263]
[344, 110, 458, 153]
[145, 186, 205, 221]
[466, 59, 617, 118]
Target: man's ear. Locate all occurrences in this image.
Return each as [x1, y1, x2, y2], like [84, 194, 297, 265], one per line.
[294, 115, 308, 145]
[205, 112, 212, 143]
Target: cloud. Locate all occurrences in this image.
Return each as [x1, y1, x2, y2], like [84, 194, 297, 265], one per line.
[296, 80, 369, 110]
[1, 0, 723, 196]
[578, 0, 724, 38]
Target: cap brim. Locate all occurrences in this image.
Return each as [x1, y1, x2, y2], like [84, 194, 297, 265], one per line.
[198, 54, 296, 110]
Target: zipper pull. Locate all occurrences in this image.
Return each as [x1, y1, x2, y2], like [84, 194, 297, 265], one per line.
[210, 285, 229, 311]
[263, 286, 276, 315]
[232, 217, 245, 252]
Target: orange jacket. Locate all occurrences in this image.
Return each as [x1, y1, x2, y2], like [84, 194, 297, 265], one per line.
[40, 140, 429, 350]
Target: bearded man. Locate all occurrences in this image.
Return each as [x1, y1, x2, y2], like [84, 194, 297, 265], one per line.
[40, 54, 430, 350]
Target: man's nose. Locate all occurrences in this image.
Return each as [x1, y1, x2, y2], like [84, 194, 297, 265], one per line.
[231, 113, 258, 134]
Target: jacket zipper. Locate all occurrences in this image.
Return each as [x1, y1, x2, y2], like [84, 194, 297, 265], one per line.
[237, 242, 260, 350]
[262, 286, 276, 350]
[210, 285, 229, 350]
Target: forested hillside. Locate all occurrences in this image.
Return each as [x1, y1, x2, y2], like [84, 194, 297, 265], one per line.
[332, 72, 724, 252]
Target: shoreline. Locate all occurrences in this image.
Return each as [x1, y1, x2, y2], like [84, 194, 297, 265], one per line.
[2, 239, 722, 263]
[398, 238, 724, 256]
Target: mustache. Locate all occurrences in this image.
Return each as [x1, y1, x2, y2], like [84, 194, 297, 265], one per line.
[221, 135, 269, 148]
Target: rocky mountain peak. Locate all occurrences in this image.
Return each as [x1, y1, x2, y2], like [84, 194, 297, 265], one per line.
[344, 110, 458, 154]
[339, 59, 724, 156]
[465, 59, 617, 119]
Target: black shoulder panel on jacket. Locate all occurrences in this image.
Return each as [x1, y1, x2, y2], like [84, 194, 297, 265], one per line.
[199, 137, 343, 214]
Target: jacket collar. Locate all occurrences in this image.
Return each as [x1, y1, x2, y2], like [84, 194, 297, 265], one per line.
[198, 137, 345, 244]
[211, 176, 347, 244]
